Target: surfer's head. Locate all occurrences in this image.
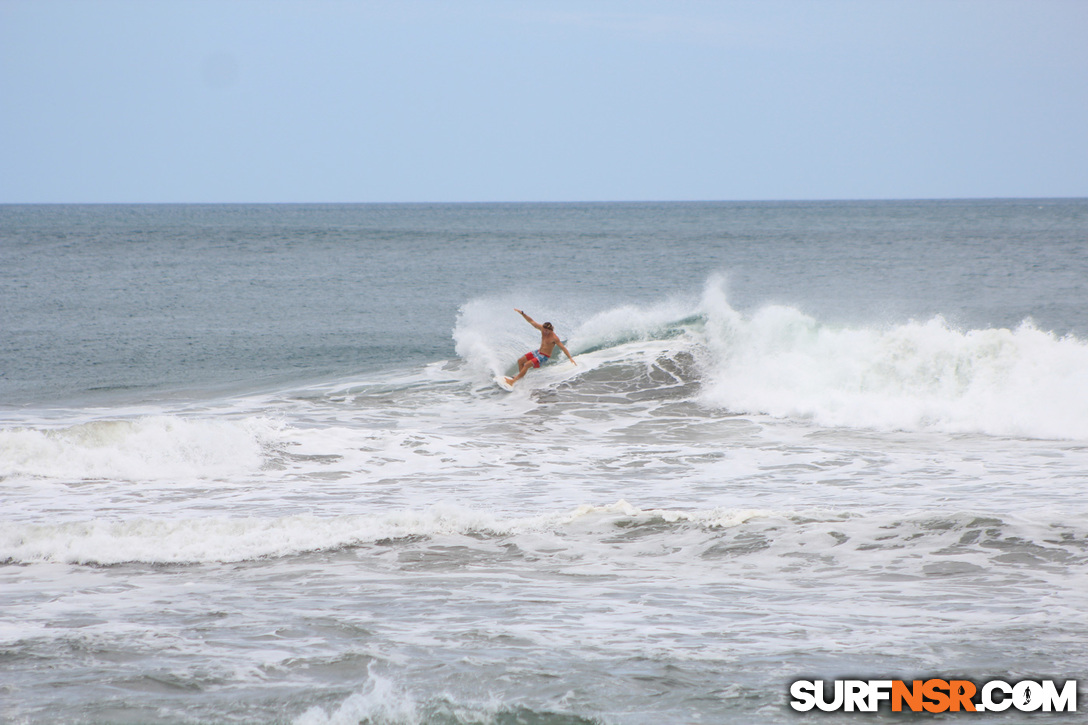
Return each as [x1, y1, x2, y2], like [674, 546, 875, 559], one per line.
[543, 322, 553, 331]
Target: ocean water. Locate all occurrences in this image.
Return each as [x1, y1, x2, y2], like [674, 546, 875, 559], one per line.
[1, 200, 1087, 724]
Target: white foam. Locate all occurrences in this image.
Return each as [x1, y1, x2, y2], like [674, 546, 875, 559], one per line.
[0, 501, 774, 565]
[295, 668, 419, 725]
[698, 277, 1088, 438]
[292, 670, 567, 725]
[0, 415, 281, 482]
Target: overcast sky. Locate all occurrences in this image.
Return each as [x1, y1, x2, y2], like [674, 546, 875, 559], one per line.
[2, 0, 1086, 203]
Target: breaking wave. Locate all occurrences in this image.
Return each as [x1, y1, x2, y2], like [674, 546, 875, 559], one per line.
[0, 415, 282, 482]
[455, 276, 1088, 439]
[5, 499, 1084, 574]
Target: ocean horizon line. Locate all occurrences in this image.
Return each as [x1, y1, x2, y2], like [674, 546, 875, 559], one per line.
[3, 195, 1086, 208]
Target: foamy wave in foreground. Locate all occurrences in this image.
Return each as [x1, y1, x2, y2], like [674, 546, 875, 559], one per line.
[294, 666, 599, 725]
[295, 670, 420, 725]
[0, 501, 768, 565]
[4, 500, 1083, 571]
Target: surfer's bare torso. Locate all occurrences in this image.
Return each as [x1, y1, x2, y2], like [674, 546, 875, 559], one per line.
[536, 328, 561, 358]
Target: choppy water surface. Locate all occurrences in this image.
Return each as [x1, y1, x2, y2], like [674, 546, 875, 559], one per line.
[2, 201, 1087, 723]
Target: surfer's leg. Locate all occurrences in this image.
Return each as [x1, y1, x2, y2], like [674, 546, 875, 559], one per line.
[507, 355, 533, 385]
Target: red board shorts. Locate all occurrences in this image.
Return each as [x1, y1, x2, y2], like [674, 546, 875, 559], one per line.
[525, 350, 550, 368]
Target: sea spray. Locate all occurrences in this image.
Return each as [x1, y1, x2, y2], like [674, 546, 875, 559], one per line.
[453, 297, 585, 380]
[453, 299, 514, 380]
[454, 288, 701, 380]
[569, 297, 701, 355]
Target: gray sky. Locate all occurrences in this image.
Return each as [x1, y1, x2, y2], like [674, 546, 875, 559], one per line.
[2, 0, 1086, 203]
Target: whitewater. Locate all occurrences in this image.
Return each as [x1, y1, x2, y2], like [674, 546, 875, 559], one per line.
[1, 201, 1086, 724]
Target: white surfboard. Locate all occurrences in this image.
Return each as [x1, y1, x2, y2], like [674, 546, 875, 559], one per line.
[494, 376, 514, 391]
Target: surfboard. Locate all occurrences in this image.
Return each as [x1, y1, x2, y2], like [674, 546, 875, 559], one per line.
[495, 376, 514, 391]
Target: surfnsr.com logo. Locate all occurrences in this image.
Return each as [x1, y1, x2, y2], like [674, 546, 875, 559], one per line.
[789, 679, 1077, 713]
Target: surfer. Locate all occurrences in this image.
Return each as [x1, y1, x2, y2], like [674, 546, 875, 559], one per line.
[505, 308, 576, 386]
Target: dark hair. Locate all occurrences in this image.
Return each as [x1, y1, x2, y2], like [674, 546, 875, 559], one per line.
[543, 322, 554, 330]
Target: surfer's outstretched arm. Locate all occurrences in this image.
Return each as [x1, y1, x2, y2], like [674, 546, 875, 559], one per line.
[515, 308, 544, 331]
[556, 340, 576, 365]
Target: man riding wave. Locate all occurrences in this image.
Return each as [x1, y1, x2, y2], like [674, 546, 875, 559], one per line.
[505, 309, 576, 386]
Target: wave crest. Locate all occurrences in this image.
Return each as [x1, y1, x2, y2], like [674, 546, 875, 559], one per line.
[701, 286, 1088, 438]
